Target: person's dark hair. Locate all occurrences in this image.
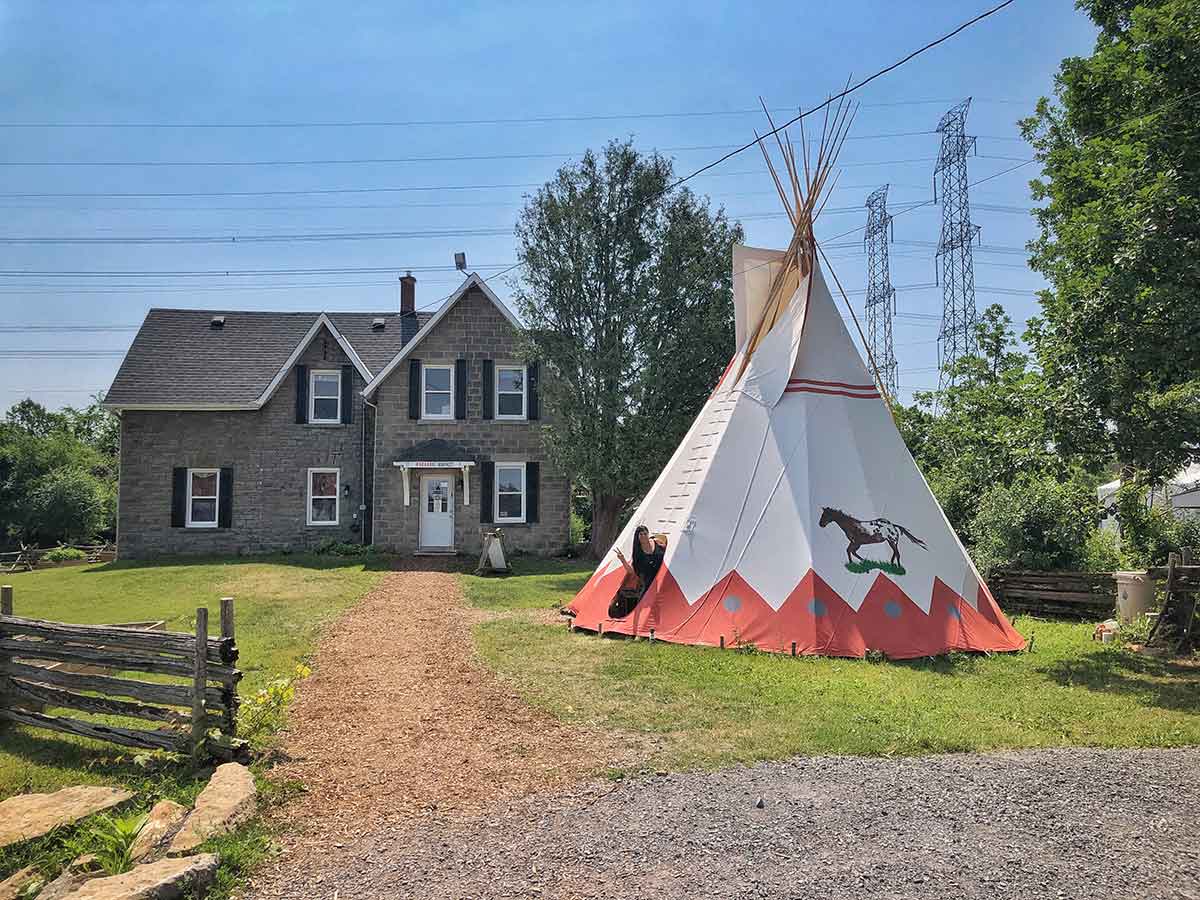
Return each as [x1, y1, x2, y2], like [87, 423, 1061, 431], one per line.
[632, 525, 650, 571]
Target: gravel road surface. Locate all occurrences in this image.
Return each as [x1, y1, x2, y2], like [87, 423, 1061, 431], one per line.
[248, 747, 1200, 900]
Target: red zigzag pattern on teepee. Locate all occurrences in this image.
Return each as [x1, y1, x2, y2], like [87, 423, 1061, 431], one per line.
[568, 563, 1025, 660]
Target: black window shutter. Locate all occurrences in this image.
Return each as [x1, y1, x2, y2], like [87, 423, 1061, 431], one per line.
[526, 462, 540, 524]
[295, 365, 308, 424]
[341, 364, 353, 424]
[482, 360, 495, 420]
[480, 461, 494, 524]
[408, 359, 421, 420]
[527, 361, 540, 421]
[218, 467, 234, 528]
[171, 467, 187, 528]
[455, 358, 467, 420]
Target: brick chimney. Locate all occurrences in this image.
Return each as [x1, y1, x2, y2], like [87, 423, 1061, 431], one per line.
[399, 271, 416, 314]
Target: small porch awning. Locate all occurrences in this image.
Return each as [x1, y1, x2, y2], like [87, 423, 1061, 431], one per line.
[391, 439, 477, 507]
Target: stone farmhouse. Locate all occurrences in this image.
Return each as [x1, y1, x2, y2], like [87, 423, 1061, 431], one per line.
[103, 273, 568, 559]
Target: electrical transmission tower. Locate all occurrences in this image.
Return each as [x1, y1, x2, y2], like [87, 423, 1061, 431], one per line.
[933, 98, 981, 392]
[863, 185, 898, 396]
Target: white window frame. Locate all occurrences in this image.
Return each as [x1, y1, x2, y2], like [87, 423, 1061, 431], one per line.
[421, 363, 454, 420]
[494, 461, 526, 525]
[186, 467, 220, 529]
[307, 467, 340, 526]
[495, 364, 528, 421]
[309, 369, 342, 425]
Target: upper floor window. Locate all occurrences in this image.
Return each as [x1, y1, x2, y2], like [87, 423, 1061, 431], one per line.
[186, 468, 220, 528]
[495, 365, 527, 420]
[309, 370, 342, 424]
[422, 364, 453, 419]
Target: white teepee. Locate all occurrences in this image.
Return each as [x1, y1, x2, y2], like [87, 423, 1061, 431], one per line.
[568, 101, 1025, 658]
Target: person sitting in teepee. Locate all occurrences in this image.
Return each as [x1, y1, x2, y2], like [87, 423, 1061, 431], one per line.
[608, 526, 668, 618]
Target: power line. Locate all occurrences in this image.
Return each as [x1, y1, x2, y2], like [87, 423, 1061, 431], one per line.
[0, 99, 1034, 130]
[0, 202, 1034, 245]
[0, 135, 956, 168]
[0, 157, 954, 200]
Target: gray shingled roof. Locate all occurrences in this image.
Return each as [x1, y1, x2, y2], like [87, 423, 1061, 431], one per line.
[104, 308, 431, 407]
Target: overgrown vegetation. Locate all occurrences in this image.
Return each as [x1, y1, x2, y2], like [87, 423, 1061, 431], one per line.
[64, 811, 148, 876]
[0, 398, 118, 549]
[237, 664, 313, 750]
[43, 545, 89, 562]
[466, 561, 1200, 769]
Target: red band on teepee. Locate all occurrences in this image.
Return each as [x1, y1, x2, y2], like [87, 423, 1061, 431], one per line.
[784, 385, 880, 399]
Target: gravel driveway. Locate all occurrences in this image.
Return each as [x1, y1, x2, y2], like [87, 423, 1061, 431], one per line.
[249, 747, 1200, 899]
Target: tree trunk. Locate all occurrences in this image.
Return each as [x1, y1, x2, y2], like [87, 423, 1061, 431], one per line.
[589, 493, 625, 559]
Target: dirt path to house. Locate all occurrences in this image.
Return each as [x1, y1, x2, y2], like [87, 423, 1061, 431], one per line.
[250, 561, 632, 875]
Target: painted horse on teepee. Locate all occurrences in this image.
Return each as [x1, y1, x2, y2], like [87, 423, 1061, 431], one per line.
[818, 507, 928, 571]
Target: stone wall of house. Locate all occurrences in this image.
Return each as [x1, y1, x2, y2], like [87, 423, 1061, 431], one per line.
[371, 285, 571, 556]
[117, 326, 368, 559]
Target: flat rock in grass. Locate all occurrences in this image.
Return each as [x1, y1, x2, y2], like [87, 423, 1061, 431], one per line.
[0, 866, 42, 900]
[168, 763, 256, 855]
[36, 867, 93, 900]
[130, 800, 189, 863]
[0, 785, 133, 848]
[66, 854, 219, 900]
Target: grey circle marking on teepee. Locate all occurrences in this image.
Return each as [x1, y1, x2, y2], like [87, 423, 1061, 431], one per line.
[884, 600, 903, 619]
[723, 595, 742, 613]
[808, 599, 827, 617]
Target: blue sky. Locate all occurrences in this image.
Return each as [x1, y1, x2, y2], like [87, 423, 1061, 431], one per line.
[0, 0, 1096, 409]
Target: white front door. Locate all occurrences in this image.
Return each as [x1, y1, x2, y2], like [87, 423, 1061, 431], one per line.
[420, 475, 455, 549]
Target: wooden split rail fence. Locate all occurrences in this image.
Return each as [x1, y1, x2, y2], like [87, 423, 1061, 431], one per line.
[988, 570, 1117, 618]
[0, 585, 243, 761]
[1, 542, 116, 573]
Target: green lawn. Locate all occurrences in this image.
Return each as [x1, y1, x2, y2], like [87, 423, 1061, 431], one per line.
[465, 560, 1200, 770]
[0, 555, 386, 799]
[0, 555, 386, 892]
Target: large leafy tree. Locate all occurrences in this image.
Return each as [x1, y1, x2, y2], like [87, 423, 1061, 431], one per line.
[899, 305, 1071, 532]
[0, 397, 117, 545]
[514, 140, 742, 556]
[897, 306, 1105, 569]
[1021, 0, 1200, 484]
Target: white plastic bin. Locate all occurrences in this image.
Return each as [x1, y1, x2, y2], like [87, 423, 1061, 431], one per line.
[1113, 571, 1154, 624]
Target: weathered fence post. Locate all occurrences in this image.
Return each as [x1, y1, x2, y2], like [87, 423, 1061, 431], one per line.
[219, 597, 237, 736]
[0, 585, 11, 716]
[219, 597, 235, 644]
[191, 607, 208, 763]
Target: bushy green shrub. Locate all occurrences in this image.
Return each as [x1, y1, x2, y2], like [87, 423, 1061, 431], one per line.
[238, 663, 311, 748]
[968, 475, 1099, 574]
[312, 539, 371, 557]
[44, 545, 87, 562]
[1114, 482, 1200, 568]
[25, 467, 107, 544]
[1080, 527, 1121, 572]
[569, 510, 588, 545]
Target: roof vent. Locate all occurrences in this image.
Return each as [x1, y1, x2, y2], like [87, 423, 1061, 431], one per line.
[210, 315, 226, 329]
[371, 317, 386, 331]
